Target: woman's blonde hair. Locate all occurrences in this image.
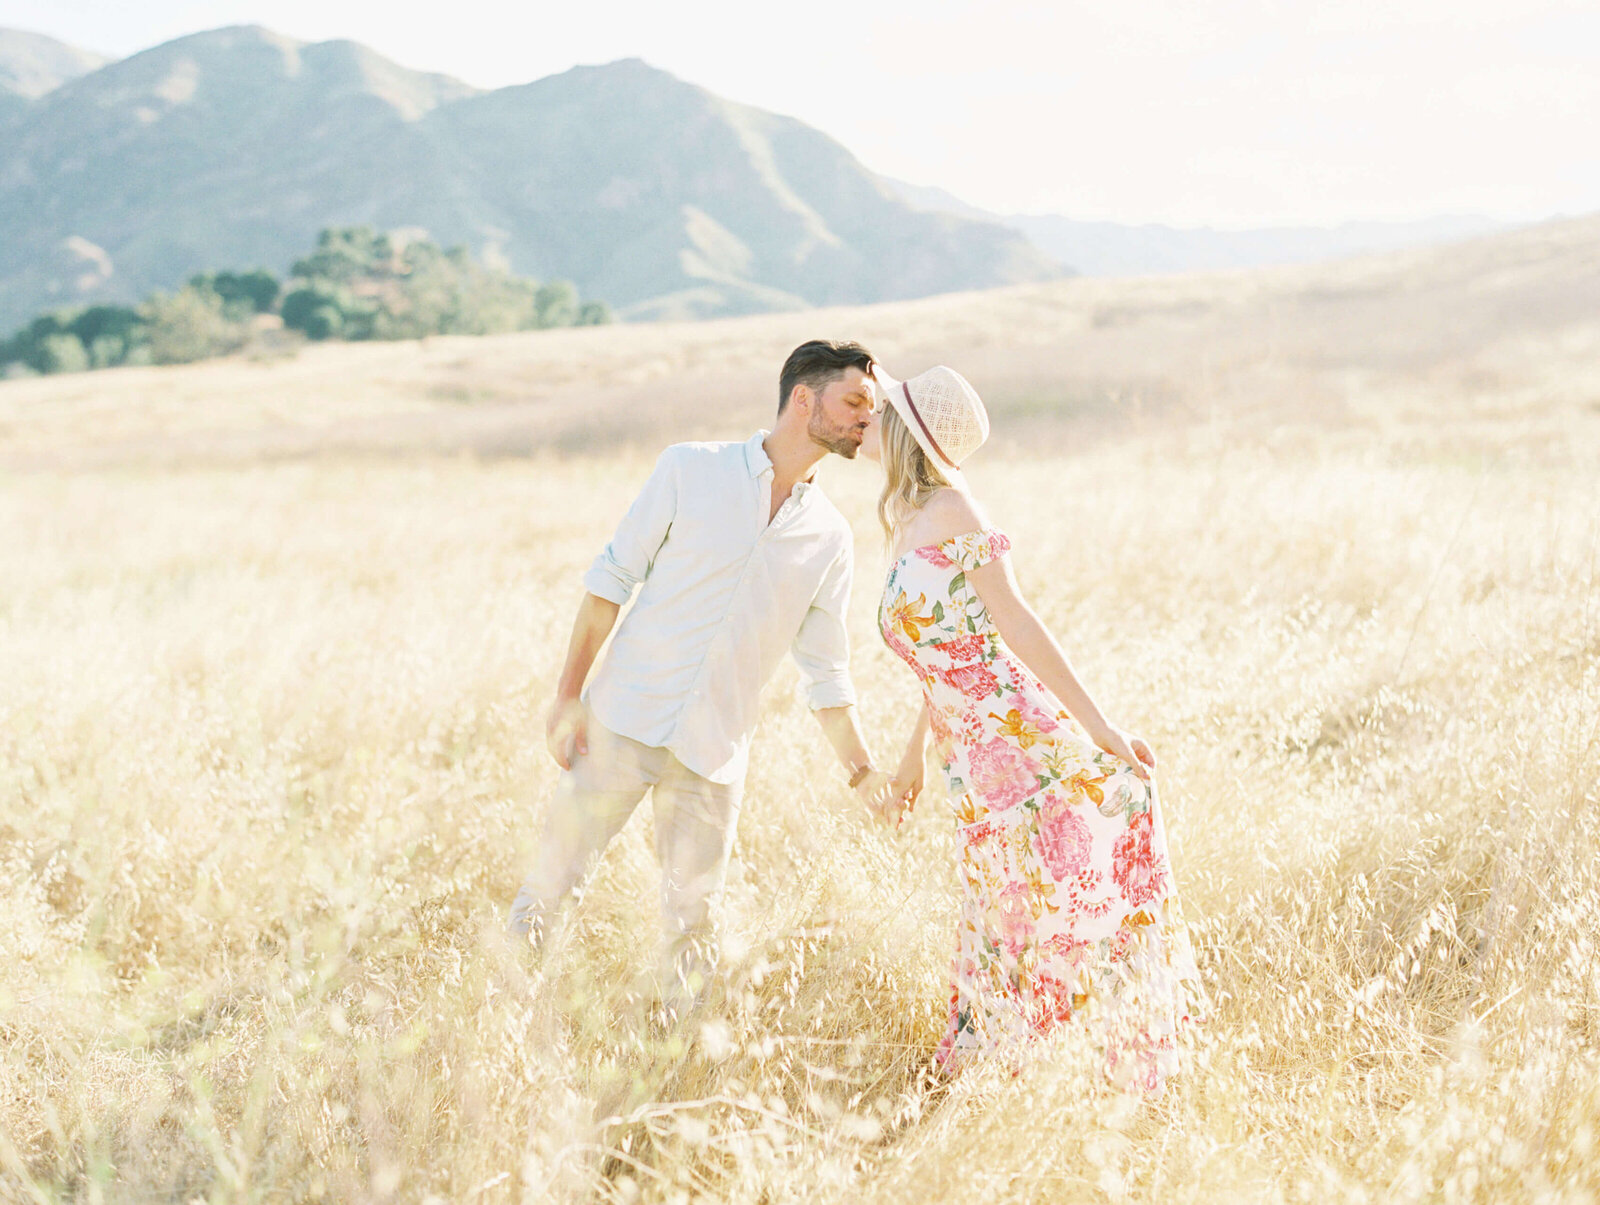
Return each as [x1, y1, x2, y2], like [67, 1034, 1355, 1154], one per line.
[877, 404, 952, 544]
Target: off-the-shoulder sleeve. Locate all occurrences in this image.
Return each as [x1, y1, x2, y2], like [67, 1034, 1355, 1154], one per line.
[943, 528, 1011, 572]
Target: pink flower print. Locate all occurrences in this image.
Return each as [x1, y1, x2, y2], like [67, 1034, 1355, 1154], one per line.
[1040, 932, 1092, 967]
[1111, 811, 1169, 908]
[932, 632, 987, 664]
[917, 543, 956, 570]
[963, 821, 998, 848]
[967, 736, 1042, 811]
[936, 661, 1002, 700]
[1016, 693, 1062, 735]
[958, 705, 987, 741]
[996, 881, 1035, 957]
[1034, 793, 1093, 880]
[1026, 968, 1077, 1028]
[882, 627, 916, 667]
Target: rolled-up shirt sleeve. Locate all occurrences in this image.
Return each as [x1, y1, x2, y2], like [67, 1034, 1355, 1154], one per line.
[582, 449, 679, 605]
[791, 542, 857, 710]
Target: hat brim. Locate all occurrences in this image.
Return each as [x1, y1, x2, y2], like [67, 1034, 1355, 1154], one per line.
[870, 363, 969, 491]
[866, 362, 899, 412]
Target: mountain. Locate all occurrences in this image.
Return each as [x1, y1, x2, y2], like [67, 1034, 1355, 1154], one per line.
[0, 27, 110, 128]
[0, 28, 109, 99]
[887, 178, 1504, 276]
[0, 26, 1059, 328]
[0, 26, 484, 328]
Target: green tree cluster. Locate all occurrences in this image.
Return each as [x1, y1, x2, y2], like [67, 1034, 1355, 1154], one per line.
[0, 275, 272, 374]
[1, 227, 610, 377]
[277, 227, 609, 342]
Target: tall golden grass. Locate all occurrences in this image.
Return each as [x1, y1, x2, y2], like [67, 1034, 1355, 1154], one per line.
[3, 220, 1599, 1201]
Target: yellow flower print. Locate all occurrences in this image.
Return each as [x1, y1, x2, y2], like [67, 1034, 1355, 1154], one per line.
[990, 707, 1045, 749]
[1122, 909, 1156, 931]
[885, 588, 939, 643]
[1066, 767, 1110, 807]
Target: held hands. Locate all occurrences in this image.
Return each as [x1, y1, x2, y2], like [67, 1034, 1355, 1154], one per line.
[886, 744, 926, 829]
[855, 745, 926, 830]
[545, 696, 589, 770]
[1093, 725, 1156, 781]
[853, 769, 896, 826]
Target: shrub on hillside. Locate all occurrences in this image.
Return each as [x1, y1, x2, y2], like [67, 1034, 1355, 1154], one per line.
[535, 280, 578, 328]
[190, 269, 280, 318]
[36, 332, 90, 374]
[73, 305, 148, 367]
[291, 226, 393, 286]
[1, 306, 150, 374]
[0, 227, 612, 378]
[140, 287, 249, 365]
[281, 282, 355, 341]
[284, 227, 603, 341]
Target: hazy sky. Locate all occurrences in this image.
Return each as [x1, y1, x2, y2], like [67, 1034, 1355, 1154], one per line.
[8, 0, 1600, 227]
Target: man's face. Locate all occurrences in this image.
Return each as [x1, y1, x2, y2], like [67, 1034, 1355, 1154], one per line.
[806, 368, 875, 459]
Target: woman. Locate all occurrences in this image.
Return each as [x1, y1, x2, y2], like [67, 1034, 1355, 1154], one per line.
[861, 363, 1203, 1091]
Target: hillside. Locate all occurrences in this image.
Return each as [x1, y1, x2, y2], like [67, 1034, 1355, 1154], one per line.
[0, 27, 108, 99]
[0, 27, 109, 128]
[2, 209, 1595, 471]
[2, 182, 1597, 1203]
[0, 26, 1057, 329]
[887, 177, 1503, 276]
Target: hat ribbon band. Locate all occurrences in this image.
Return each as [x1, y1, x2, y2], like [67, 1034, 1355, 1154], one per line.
[902, 382, 957, 470]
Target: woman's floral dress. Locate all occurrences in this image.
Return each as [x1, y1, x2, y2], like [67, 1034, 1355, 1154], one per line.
[879, 528, 1203, 1090]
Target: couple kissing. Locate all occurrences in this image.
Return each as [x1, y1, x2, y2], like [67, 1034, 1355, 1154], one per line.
[510, 339, 1203, 1091]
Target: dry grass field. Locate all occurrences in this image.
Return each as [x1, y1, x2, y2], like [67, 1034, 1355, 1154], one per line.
[2, 216, 1599, 1203]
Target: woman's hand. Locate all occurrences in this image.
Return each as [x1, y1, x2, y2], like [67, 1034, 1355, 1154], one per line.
[888, 742, 926, 827]
[1093, 725, 1156, 781]
[889, 761, 928, 825]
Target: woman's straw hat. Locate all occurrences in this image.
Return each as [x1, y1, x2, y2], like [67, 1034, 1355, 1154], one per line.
[869, 364, 990, 488]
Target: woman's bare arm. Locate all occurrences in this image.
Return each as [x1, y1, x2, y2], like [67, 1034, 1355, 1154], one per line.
[969, 556, 1154, 777]
[889, 698, 931, 823]
[910, 489, 1154, 777]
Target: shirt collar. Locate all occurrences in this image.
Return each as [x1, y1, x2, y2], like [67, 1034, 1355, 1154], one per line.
[745, 429, 819, 494]
[745, 430, 773, 478]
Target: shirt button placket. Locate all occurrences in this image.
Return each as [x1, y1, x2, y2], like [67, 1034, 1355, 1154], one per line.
[681, 479, 769, 725]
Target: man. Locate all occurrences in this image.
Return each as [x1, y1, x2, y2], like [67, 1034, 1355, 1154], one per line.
[510, 339, 893, 1015]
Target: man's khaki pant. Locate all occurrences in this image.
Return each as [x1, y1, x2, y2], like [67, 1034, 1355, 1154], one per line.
[508, 721, 743, 1014]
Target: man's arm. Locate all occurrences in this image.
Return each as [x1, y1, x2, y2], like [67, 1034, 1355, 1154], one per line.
[792, 546, 893, 818]
[545, 593, 622, 770]
[811, 704, 891, 818]
[813, 704, 872, 775]
[547, 449, 678, 769]
[583, 448, 680, 607]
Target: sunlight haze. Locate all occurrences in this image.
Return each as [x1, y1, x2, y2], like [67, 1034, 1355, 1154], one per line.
[9, 0, 1599, 227]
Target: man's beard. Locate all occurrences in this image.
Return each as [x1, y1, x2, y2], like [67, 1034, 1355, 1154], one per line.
[808, 410, 861, 458]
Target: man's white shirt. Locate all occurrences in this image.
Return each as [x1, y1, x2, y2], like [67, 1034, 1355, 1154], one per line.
[582, 430, 857, 785]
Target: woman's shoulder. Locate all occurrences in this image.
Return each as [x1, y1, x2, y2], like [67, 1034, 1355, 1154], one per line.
[914, 487, 989, 544]
[896, 490, 1009, 569]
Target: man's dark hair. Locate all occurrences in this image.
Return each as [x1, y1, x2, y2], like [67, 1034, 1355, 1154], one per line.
[778, 339, 875, 414]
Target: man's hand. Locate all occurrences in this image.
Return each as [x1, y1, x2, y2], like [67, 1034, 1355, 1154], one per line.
[545, 697, 589, 770]
[853, 769, 895, 826]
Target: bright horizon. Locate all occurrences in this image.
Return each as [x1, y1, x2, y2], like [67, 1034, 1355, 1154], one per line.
[7, 0, 1600, 230]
